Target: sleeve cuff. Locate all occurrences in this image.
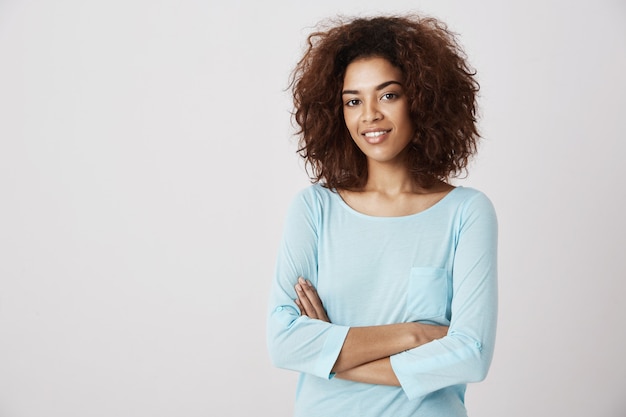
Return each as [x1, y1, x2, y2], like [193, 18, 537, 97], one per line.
[314, 324, 350, 379]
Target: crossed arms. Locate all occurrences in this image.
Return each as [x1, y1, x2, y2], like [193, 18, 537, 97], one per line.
[294, 277, 448, 386]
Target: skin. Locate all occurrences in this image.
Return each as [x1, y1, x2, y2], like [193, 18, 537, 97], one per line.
[340, 56, 454, 217]
[295, 57, 452, 386]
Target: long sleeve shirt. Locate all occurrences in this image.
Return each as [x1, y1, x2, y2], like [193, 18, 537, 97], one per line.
[267, 184, 498, 417]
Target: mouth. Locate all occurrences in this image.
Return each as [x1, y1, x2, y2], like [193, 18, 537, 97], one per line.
[362, 129, 390, 144]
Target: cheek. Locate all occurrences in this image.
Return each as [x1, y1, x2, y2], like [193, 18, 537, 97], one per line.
[344, 113, 359, 134]
[341, 116, 356, 143]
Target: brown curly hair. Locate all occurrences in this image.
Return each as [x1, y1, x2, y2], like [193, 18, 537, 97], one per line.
[290, 14, 480, 189]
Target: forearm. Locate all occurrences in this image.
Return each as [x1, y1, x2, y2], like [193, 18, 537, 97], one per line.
[335, 357, 400, 386]
[331, 322, 446, 373]
[295, 276, 447, 374]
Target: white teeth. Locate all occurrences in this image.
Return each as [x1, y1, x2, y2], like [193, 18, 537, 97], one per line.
[364, 130, 388, 137]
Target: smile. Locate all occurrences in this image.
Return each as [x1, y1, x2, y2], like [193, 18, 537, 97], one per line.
[363, 130, 390, 138]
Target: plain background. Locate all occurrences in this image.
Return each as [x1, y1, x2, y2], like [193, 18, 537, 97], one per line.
[1, 0, 625, 416]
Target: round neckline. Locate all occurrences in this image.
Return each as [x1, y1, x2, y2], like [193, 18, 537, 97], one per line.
[330, 186, 461, 220]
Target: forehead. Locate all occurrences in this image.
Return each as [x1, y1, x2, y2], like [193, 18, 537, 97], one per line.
[342, 56, 404, 88]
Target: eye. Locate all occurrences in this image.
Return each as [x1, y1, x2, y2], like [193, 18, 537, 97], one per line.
[345, 98, 361, 107]
[381, 92, 399, 101]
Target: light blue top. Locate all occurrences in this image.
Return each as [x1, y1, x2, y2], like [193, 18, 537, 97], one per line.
[267, 184, 498, 417]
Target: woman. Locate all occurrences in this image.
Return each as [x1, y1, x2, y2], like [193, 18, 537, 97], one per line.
[267, 14, 497, 417]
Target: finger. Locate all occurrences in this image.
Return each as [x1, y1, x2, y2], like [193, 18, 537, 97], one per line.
[295, 283, 318, 319]
[303, 278, 329, 321]
[299, 278, 327, 320]
[302, 281, 330, 322]
[294, 298, 303, 315]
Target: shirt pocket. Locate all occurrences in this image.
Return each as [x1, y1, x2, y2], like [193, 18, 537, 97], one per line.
[406, 266, 448, 321]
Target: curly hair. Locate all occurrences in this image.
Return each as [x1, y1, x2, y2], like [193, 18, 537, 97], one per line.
[289, 14, 480, 189]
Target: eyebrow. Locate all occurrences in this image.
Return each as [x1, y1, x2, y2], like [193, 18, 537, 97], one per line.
[341, 80, 403, 95]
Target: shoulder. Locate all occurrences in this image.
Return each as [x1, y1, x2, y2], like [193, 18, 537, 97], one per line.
[291, 183, 335, 206]
[286, 183, 337, 219]
[442, 187, 497, 225]
[450, 187, 495, 211]
[450, 187, 498, 233]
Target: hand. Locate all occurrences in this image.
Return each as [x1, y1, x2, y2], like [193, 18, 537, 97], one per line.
[295, 277, 330, 323]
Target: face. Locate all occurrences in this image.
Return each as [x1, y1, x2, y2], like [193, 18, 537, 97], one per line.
[342, 56, 414, 167]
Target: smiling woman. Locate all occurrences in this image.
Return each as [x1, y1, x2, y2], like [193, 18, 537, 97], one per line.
[341, 58, 414, 167]
[266, 14, 497, 417]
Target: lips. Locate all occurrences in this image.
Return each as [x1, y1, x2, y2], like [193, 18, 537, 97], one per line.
[362, 129, 391, 144]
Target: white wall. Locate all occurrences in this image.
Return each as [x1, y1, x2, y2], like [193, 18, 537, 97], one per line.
[1, 1, 624, 416]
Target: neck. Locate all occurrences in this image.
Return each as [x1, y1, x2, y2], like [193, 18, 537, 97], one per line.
[364, 160, 419, 194]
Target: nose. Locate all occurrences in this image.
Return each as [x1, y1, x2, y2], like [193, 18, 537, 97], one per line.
[362, 101, 382, 123]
